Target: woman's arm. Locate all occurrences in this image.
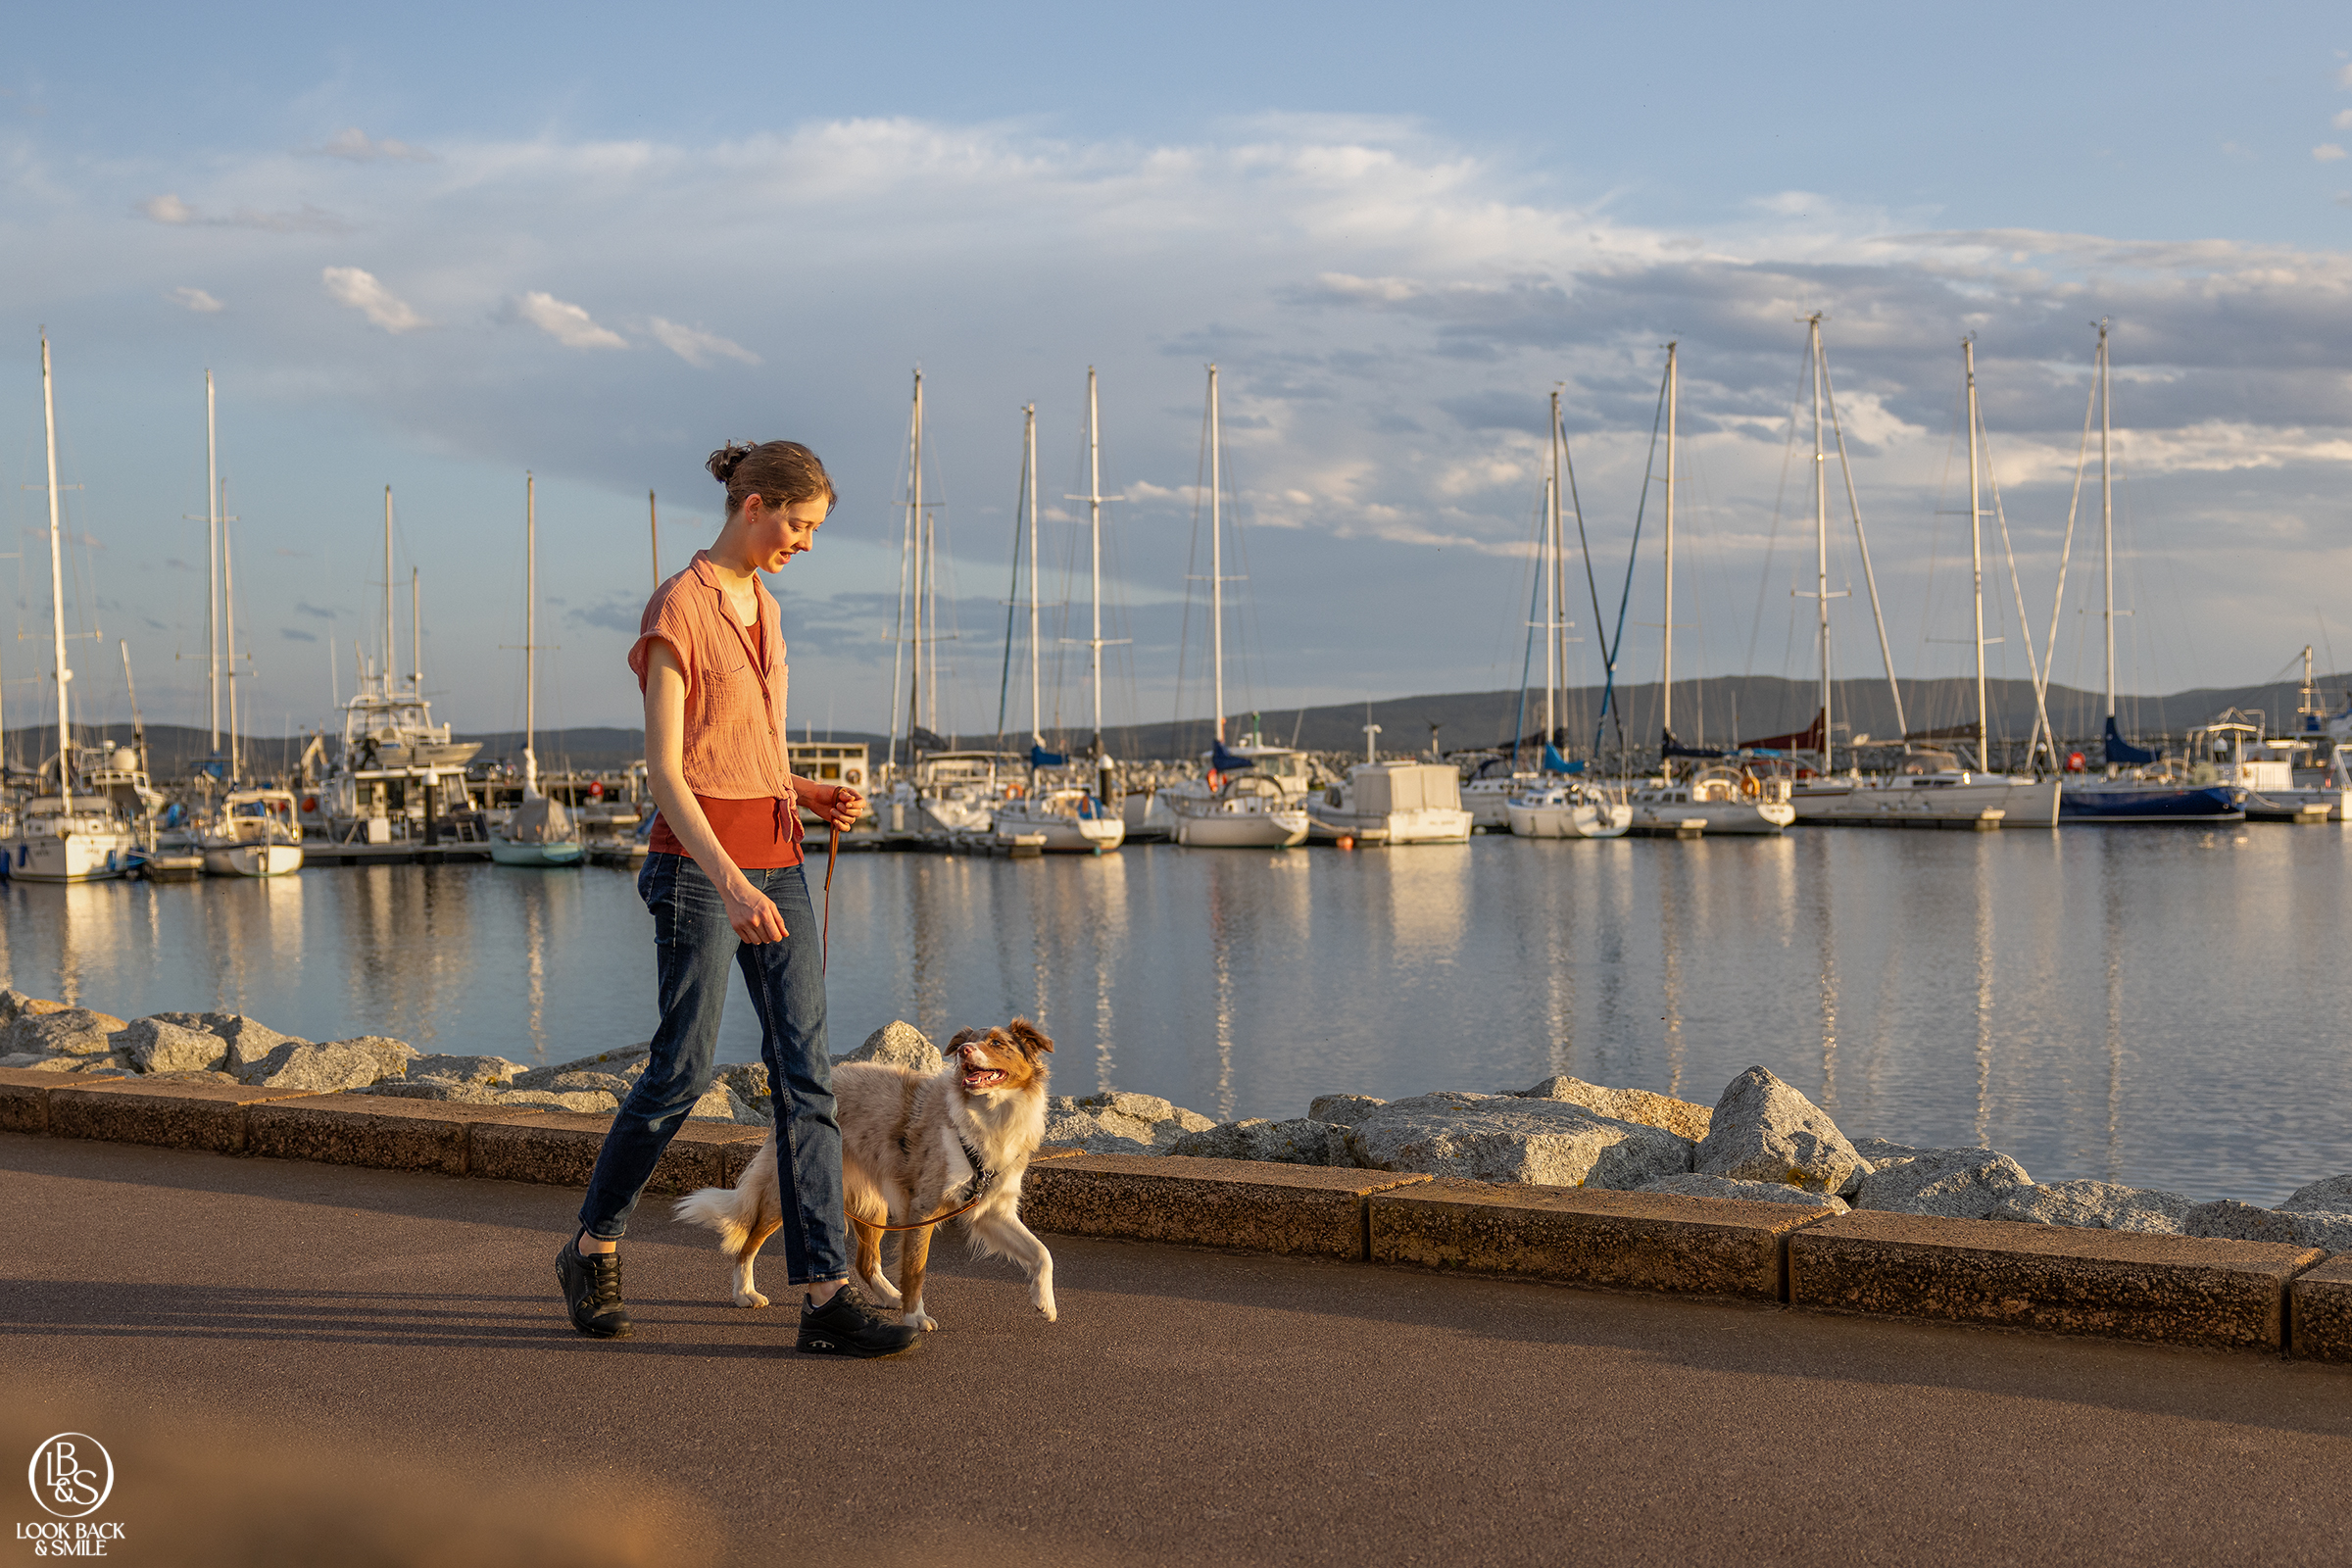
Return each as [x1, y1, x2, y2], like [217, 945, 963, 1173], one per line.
[790, 776, 864, 829]
[644, 641, 787, 943]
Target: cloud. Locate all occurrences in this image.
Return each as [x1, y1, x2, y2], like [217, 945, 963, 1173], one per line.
[172, 286, 223, 314]
[2336, 109, 2352, 129]
[515, 291, 628, 349]
[647, 317, 760, 368]
[294, 602, 338, 619]
[2316, 144, 2349, 163]
[279, 627, 318, 642]
[322, 268, 427, 333]
[140, 193, 345, 231]
[312, 127, 434, 163]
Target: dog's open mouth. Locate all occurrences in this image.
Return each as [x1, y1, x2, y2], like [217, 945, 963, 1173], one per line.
[962, 1066, 1007, 1092]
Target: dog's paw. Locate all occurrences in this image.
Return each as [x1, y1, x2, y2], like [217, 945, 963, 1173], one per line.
[904, 1309, 939, 1331]
[1033, 1289, 1057, 1323]
[734, 1288, 770, 1308]
[864, 1274, 904, 1304]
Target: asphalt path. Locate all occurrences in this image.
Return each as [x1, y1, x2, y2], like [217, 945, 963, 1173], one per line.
[3, 1132, 2348, 1566]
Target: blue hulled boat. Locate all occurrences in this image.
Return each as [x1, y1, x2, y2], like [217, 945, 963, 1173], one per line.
[2058, 717, 2245, 821]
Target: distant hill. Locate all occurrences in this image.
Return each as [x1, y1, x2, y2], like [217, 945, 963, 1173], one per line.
[9, 668, 2341, 780]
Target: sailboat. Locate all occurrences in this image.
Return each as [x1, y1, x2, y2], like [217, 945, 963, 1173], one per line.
[992, 400, 1124, 854]
[2057, 324, 2243, 823]
[1, 332, 142, 882]
[1162, 366, 1310, 849]
[1786, 332, 2058, 826]
[491, 473, 586, 866]
[1621, 343, 1791, 836]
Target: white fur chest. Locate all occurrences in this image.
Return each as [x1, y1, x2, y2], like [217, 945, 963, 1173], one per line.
[940, 1126, 977, 1192]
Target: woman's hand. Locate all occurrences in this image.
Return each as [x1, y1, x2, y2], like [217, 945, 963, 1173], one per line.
[721, 875, 788, 944]
[822, 786, 864, 830]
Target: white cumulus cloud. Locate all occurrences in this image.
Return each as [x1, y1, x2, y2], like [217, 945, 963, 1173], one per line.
[172, 286, 223, 313]
[2316, 144, 2348, 162]
[647, 317, 760, 368]
[140, 193, 194, 223]
[516, 291, 628, 349]
[322, 267, 427, 333]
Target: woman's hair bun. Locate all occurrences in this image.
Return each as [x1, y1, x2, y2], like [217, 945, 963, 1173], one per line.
[706, 443, 754, 485]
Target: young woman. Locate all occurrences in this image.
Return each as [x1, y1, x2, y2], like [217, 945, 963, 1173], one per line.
[559, 439, 919, 1359]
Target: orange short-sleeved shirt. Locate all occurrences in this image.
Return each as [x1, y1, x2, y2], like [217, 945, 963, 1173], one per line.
[629, 551, 803, 867]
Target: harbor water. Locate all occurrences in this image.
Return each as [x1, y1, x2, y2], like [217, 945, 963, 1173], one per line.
[6, 827, 2347, 1207]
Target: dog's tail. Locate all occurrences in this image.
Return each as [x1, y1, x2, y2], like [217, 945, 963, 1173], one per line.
[671, 1183, 757, 1253]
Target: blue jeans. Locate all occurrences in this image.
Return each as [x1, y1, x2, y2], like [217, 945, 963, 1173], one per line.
[577, 854, 849, 1285]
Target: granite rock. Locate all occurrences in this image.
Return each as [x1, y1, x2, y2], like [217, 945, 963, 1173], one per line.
[1344, 1091, 1693, 1189]
[498, 1088, 620, 1114]
[1987, 1179, 2192, 1234]
[207, 1015, 307, 1074]
[510, 1044, 652, 1092]
[1692, 1067, 1868, 1196]
[1640, 1172, 1849, 1212]
[1039, 1108, 1162, 1155]
[242, 1041, 401, 1094]
[5, 1008, 127, 1057]
[5, 1054, 85, 1073]
[836, 1020, 944, 1076]
[2184, 1199, 2352, 1253]
[1851, 1147, 2033, 1219]
[0, 990, 74, 1026]
[1308, 1094, 1387, 1126]
[120, 1018, 231, 1075]
[2282, 1175, 2352, 1215]
[554, 1070, 637, 1099]
[404, 1054, 523, 1086]
[329, 1036, 420, 1076]
[1169, 1117, 1352, 1165]
[363, 1080, 506, 1103]
[1515, 1075, 1715, 1142]
[715, 1064, 772, 1119]
[1850, 1138, 1924, 1169]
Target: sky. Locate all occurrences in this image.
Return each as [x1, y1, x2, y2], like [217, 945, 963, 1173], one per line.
[7, 2, 2352, 749]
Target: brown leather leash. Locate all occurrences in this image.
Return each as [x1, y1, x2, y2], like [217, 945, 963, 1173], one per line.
[820, 819, 840, 972]
[860, 1186, 991, 1233]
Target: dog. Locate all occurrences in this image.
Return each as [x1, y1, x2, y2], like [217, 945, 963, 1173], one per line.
[673, 1019, 1057, 1330]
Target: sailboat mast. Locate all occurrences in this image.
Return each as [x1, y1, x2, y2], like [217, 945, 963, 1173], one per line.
[913, 371, 930, 738]
[2099, 320, 2115, 723]
[1544, 389, 1560, 750]
[1809, 315, 1833, 773]
[223, 490, 240, 783]
[411, 566, 422, 695]
[205, 370, 220, 752]
[40, 331, 72, 813]
[1663, 342, 1678, 745]
[1965, 338, 1989, 771]
[1025, 403, 1042, 748]
[524, 472, 538, 796]
[649, 491, 660, 592]
[382, 487, 395, 701]
[1208, 364, 1225, 745]
[888, 374, 916, 772]
[1087, 367, 1104, 769]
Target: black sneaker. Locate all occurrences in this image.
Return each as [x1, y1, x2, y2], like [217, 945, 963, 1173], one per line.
[557, 1235, 633, 1340]
[796, 1284, 922, 1358]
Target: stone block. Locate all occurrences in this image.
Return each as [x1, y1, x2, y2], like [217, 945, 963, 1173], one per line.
[2289, 1253, 2352, 1363]
[1790, 1208, 2322, 1351]
[1514, 1075, 1715, 1142]
[1307, 1093, 1386, 1126]
[1346, 1091, 1692, 1189]
[1372, 1180, 1836, 1300]
[119, 1017, 231, 1074]
[245, 1095, 546, 1176]
[469, 1111, 744, 1194]
[4, 1008, 126, 1057]
[1694, 1065, 1866, 1196]
[1169, 1117, 1352, 1166]
[0, 1065, 62, 1132]
[1019, 1152, 1431, 1258]
[47, 1080, 316, 1155]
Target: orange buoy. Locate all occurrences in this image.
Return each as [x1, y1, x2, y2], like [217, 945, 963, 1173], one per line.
[1337, 835, 1354, 851]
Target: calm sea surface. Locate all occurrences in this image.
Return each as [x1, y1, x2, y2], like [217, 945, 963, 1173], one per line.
[8, 827, 2348, 1206]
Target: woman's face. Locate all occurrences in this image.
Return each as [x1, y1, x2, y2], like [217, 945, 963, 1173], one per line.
[743, 494, 830, 573]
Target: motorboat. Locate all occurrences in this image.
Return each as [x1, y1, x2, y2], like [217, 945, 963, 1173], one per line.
[1306, 761, 1473, 845]
[889, 751, 1012, 834]
[994, 786, 1125, 854]
[199, 789, 306, 876]
[1504, 781, 1632, 839]
[1628, 765, 1794, 835]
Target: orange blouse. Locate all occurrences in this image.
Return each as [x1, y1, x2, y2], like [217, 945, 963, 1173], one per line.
[628, 550, 797, 808]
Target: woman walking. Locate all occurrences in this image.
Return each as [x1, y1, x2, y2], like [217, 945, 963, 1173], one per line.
[557, 440, 919, 1359]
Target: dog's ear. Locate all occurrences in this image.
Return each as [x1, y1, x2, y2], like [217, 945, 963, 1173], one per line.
[1005, 1017, 1054, 1056]
[947, 1027, 984, 1051]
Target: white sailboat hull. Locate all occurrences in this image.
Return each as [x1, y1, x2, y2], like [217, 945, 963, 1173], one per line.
[201, 842, 305, 877]
[1505, 800, 1633, 839]
[1792, 775, 2056, 827]
[1630, 798, 1793, 835]
[993, 806, 1125, 854]
[3, 828, 138, 883]
[1173, 808, 1308, 848]
[1306, 806, 1474, 844]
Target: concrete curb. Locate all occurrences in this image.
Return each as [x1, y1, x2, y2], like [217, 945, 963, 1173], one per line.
[2, 1067, 2341, 1361]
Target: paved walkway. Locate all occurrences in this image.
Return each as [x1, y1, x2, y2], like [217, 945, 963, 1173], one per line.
[4, 1133, 2348, 1566]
